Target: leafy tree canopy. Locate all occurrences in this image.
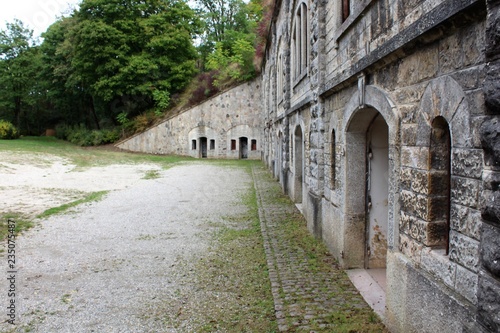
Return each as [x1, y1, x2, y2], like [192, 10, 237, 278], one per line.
[0, 20, 43, 131]
[195, 0, 263, 86]
[71, 0, 200, 109]
[0, 0, 268, 139]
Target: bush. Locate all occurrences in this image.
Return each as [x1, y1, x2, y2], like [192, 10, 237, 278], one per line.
[55, 124, 121, 146]
[0, 120, 19, 139]
[188, 71, 220, 106]
[55, 123, 71, 140]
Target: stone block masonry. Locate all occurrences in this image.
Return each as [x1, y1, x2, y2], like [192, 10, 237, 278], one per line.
[117, 79, 263, 160]
[113, 0, 500, 331]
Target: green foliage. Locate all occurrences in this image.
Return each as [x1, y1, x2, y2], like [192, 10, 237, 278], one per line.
[197, 0, 263, 87]
[115, 112, 129, 126]
[0, 20, 47, 134]
[55, 124, 120, 146]
[70, 0, 199, 112]
[152, 89, 170, 115]
[0, 0, 269, 140]
[207, 38, 256, 87]
[0, 120, 19, 139]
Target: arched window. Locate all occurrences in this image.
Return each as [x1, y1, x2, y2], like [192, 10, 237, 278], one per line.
[342, 0, 350, 22]
[429, 116, 451, 254]
[276, 50, 285, 104]
[292, 2, 309, 81]
[331, 129, 336, 189]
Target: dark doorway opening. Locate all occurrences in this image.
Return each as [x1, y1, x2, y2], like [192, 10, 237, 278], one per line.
[240, 137, 248, 159]
[200, 137, 208, 158]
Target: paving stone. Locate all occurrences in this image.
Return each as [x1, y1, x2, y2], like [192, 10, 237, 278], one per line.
[252, 165, 388, 332]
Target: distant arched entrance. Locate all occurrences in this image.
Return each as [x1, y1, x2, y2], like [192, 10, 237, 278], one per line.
[239, 137, 248, 159]
[200, 137, 208, 158]
[294, 125, 303, 204]
[276, 131, 283, 180]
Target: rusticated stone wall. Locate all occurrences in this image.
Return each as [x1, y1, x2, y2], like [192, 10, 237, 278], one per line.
[261, 0, 498, 332]
[477, 0, 500, 331]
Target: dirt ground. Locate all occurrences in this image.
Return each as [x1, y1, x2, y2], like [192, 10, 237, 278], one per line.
[0, 151, 254, 332]
[0, 151, 163, 218]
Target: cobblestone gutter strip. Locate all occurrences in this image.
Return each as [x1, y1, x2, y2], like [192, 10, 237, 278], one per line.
[252, 164, 389, 333]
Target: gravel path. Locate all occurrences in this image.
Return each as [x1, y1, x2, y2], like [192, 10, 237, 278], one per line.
[1, 163, 251, 333]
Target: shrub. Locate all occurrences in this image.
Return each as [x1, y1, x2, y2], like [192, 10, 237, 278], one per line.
[55, 123, 71, 140]
[188, 71, 220, 106]
[56, 124, 121, 146]
[131, 111, 157, 134]
[0, 120, 19, 140]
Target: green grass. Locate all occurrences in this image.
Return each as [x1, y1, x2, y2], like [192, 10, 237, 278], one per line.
[258, 168, 389, 333]
[0, 212, 33, 243]
[195, 187, 277, 332]
[142, 170, 161, 179]
[0, 136, 192, 169]
[159, 165, 277, 332]
[36, 191, 109, 219]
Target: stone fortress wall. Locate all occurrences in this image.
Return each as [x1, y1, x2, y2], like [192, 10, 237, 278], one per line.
[260, 0, 499, 332]
[116, 0, 500, 331]
[117, 80, 263, 160]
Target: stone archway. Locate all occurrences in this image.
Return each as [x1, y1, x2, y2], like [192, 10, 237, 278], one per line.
[294, 125, 304, 204]
[341, 85, 399, 319]
[342, 85, 399, 268]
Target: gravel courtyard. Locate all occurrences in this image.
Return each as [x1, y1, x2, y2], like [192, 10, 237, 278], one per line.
[0, 144, 387, 333]
[1, 163, 253, 332]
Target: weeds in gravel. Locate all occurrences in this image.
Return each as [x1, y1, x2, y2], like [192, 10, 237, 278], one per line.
[142, 170, 161, 179]
[36, 191, 109, 219]
[0, 212, 33, 244]
[158, 167, 277, 333]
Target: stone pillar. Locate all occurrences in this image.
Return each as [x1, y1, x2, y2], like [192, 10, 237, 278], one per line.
[477, 0, 500, 331]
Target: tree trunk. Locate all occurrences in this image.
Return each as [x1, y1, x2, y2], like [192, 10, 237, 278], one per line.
[89, 95, 101, 130]
[14, 96, 21, 129]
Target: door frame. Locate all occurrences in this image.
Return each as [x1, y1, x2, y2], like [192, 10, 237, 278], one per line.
[341, 85, 399, 269]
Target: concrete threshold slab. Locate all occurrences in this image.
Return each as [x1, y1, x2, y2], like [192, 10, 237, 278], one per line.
[295, 203, 303, 214]
[347, 268, 386, 320]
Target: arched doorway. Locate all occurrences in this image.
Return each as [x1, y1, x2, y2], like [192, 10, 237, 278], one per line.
[344, 109, 389, 268]
[294, 126, 303, 204]
[344, 108, 389, 319]
[200, 137, 208, 158]
[239, 137, 248, 159]
[366, 114, 389, 269]
[342, 85, 399, 320]
[276, 131, 282, 180]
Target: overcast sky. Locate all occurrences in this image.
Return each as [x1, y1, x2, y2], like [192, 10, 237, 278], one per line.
[0, 0, 81, 38]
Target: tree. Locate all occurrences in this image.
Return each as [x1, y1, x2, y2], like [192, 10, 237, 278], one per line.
[40, 17, 93, 128]
[0, 20, 43, 133]
[196, 0, 263, 85]
[69, 0, 200, 123]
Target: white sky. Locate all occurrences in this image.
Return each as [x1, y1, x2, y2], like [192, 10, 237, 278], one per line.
[0, 0, 81, 38]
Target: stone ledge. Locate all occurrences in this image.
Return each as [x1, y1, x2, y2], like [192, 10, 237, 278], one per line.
[321, 0, 483, 97]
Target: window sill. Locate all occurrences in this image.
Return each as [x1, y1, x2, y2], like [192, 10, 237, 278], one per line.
[293, 70, 308, 89]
